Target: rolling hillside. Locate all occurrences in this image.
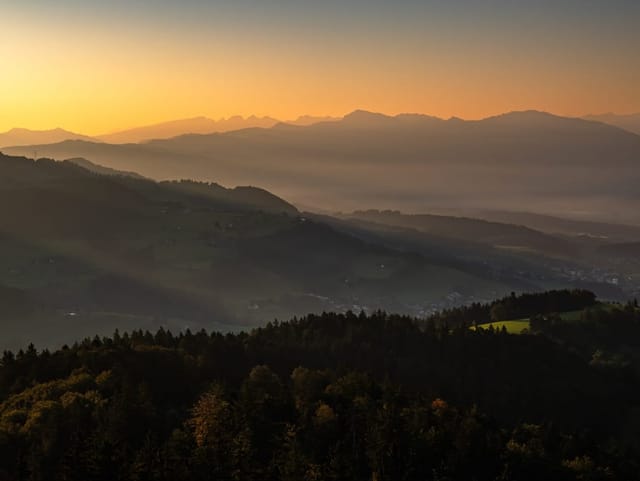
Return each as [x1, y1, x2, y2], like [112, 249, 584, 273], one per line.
[342, 210, 575, 258]
[443, 209, 640, 242]
[0, 153, 544, 350]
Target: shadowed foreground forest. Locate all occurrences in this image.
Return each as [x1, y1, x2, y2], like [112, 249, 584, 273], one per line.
[1, 290, 640, 481]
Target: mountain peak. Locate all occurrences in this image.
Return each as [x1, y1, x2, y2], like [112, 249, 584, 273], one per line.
[342, 110, 447, 127]
[342, 110, 394, 124]
[478, 110, 589, 128]
[291, 115, 342, 125]
[482, 110, 640, 133]
[0, 128, 96, 148]
[485, 110, 558, 121]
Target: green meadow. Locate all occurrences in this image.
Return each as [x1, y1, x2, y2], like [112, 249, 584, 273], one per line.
[471, 319, 530, 334]
[471, 303, 623, 334]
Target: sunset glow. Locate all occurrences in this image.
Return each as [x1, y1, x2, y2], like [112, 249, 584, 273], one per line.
[1, 0, 639, 134]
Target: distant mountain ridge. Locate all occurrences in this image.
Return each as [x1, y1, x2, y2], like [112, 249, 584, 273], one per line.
[583, 112, 640, 136]
[97, 115, 281, 143]
[6, 109, 640, 223]
[289, 115, 342, 125]
[64, 157, 147, 179]
[96, 114, 346, 143]
[343, 209, 575, 258]
[442, 209, 640, 241]
[0, 115, 342, 147]
[0, 128, 97, 148]
[5, 110, 638, 146]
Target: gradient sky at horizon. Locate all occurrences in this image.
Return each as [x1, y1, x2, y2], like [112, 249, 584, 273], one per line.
[1, 0, 638, 134]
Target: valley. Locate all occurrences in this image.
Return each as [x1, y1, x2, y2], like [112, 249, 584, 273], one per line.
[0, 152, 638, 351]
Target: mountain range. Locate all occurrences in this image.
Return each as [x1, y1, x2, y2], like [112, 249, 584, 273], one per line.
[0, 115, 343, 148]
[5, 110, 640, 223]
[96, 116, 281, 143]
[0, 128, 96, 148]
[3, 110, 636, 146]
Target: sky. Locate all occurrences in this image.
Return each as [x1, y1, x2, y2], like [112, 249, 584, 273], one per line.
[1, 0, 639, 134]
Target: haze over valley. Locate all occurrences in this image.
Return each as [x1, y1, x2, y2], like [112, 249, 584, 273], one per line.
[1, 145, 639, 350]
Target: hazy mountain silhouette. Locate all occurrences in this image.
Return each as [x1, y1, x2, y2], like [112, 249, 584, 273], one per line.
[65, 157, 147, 179]
[97, 115, 280, 143]
[583, 112, 640, 136]
[6, 110, 640, 223]
[96, 115, 341, 143]
[437, 209, 640, 242]
[0, 128, 97, 148]
[341, 109, 444, 127]
[288, 115, 342, 125]
[343, 210, 575, 258]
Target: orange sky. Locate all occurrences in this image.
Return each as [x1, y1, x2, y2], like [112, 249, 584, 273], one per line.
[1, 1, 638, 135]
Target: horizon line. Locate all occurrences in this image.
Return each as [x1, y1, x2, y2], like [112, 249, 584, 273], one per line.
[3, 108, 640, 138]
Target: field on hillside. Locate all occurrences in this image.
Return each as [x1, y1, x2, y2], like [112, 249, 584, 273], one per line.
[471, 303, 622, 334]
[471, 319, 530, 333]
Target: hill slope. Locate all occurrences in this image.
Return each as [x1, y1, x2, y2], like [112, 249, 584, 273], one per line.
[0, 153, 541, 350]
[65, 157, 147, 179]
[342, 210, 575, 258]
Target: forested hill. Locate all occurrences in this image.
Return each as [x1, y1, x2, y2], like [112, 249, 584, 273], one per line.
[0, 152, 302, 346]
[0, 153, 298, 216]
[2, 291, 640, 480]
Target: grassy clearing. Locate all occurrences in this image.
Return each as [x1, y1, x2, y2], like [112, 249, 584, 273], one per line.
[471, 320, 530, 334]
[472, 303, 622, 334]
